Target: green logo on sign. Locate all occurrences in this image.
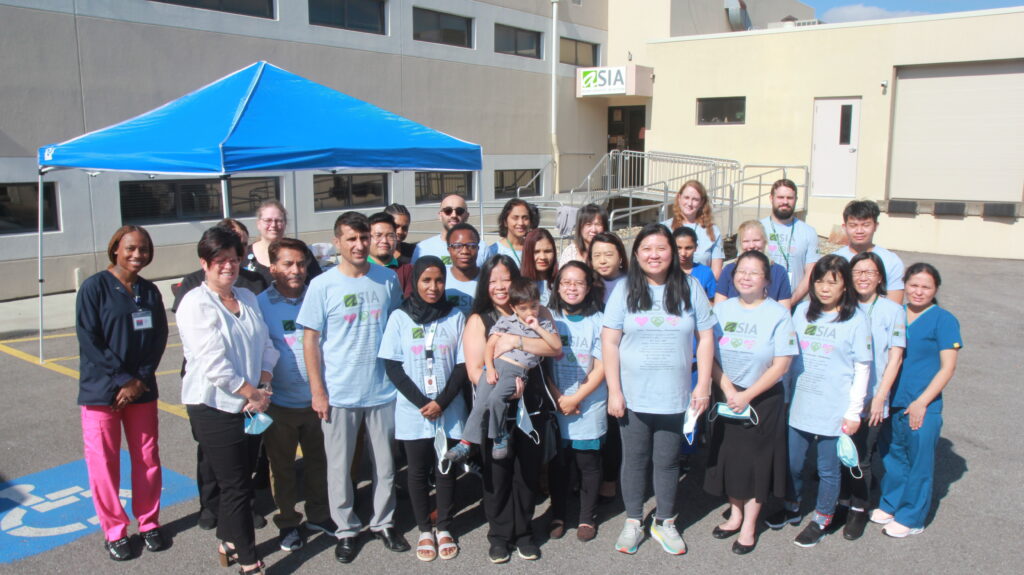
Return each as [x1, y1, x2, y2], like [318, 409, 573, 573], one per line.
[582, 70, 597, 88]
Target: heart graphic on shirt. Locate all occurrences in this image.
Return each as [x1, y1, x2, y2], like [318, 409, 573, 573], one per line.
[369, 309, 382, 320]
[284, 335, 297, 347]
[744, 339, 755, 350]
[800, 340, 811, 350]
[719, 336, 730, 346]
[767, 244, 778, 252]
[651, 317, 665, 327]
[635, 317, 649, 327]
[411, 345, 424, 355]
[666, 316, 680, 326]
[811, 342, 822, 352]
[822, 343, 834, 354]
[731, 339, 743, 348]
[343, 314, 357, 324]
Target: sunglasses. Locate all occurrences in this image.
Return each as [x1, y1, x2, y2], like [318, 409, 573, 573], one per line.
[440, 207, 467, 217]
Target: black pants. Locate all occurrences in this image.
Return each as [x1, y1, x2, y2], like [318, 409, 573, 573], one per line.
[403, 438, 458, 533]
[481, 414, 547, 548]
[187, 404, 258, 565]
[549, 443, 602, 526]
[840, 417, 885, 509]
[601, 414, 622, 483]
[196, 431, 261, 521]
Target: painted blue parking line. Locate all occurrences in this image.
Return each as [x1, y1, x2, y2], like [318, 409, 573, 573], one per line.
[0, 452, 195, 563]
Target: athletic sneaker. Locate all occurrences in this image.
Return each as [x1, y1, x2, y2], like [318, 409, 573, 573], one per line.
[489, 542, 510, 564]
[793, 521, 826, 548]
[764, 508, 801, 530]
[516, 542, 540, 560]
[492, 433, 509, 460]
[882, 523, 924, 538]
[649, 519, 687, 555]
[614, 519, 645, 554]
[444, 442, 471, 464]
[279, 528, 304, 552]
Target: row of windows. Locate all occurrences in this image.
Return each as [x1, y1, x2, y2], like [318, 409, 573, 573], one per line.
[0, 170, 540, 233]
[152, 1, 598, 65]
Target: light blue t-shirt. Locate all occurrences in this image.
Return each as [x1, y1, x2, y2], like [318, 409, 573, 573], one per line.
[412, 233, 487, 268]
[603, 276, 716, 414]
[661, 219, 724, 267]
[551, 311, 606, 440]
[537, 280, 552, 306]
[378, 307, 467, 441]
[257, 285, 310, 408]
[834, 245, 906, 292]
[296, 265, 401, 408]
[760, 216, 820, 290]
[859, 297, 907, 416]
[789, 302, 873, 436]
[484, 239, 524, 268]
[714, 298, 799, 390]
[444, 273, 478, 317]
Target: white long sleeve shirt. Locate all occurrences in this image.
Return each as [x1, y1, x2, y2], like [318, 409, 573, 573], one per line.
[178, 284, 279, 413]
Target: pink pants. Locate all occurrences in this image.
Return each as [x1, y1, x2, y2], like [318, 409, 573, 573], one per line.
[81, 401, 162, 541]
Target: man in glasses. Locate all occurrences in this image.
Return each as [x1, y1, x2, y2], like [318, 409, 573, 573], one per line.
[368, 212, 413, 297]
[411, 194, 487, 267]
[444, 223, 482, 316]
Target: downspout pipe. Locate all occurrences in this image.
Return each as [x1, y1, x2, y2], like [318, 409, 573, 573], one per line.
[551, 0, 560, 196]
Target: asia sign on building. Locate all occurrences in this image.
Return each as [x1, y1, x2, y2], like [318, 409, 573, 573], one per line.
[576, 65, 654, 98]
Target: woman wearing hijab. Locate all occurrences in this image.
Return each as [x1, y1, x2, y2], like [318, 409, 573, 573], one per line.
[379, 256, 470, 561]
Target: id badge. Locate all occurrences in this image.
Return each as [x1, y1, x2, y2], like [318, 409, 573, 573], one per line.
[424, 374, 438, 396]
[787, 271, 794, 288]
[132, 310, 153, 331]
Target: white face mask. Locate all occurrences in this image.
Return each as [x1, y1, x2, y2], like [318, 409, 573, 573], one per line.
[707, 402, 759, 426]
[682, 404, 700, 445]
[434, 425, 452, 475]
[515, 398, 541, 445]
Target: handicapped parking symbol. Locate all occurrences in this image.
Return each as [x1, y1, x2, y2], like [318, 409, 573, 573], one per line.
[0, 452, 195, 563]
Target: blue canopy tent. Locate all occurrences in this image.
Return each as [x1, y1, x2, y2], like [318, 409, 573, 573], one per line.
[35, 61, 482, 359]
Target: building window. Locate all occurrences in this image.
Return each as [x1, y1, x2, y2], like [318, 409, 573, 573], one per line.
[119, 177, 280, 225]
[415, 172, 473, 204]
[313, 173, 388, 212]
[151, 0, 274, 19]
[494, 169, 540, 199]
[697, 97, 746, 125]
[413, 7, 472, 48]
[0, 182, 58, 235]
[559, 37, 597, 66]
[495, 24, 540, 59]
[309, 0, 386, 34]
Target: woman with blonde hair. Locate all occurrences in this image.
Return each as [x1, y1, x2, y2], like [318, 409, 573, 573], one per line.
[661, 180, 723, 278]
[715, 220, 793, 309]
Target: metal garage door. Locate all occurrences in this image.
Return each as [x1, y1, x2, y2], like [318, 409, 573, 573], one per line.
[888, 59, 1024, 202]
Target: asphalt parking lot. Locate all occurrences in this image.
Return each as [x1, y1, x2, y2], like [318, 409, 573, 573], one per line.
[0, 250, 1021, 574]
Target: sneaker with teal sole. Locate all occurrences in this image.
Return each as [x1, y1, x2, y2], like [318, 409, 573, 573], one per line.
[650, 518, 687, 555]
[614, 519, 644, 554]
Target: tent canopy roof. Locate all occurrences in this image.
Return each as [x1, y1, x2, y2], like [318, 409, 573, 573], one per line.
[38, 61, 482, 175]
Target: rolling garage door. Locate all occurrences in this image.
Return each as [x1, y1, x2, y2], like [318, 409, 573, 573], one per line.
[888, 60, 1024, 202]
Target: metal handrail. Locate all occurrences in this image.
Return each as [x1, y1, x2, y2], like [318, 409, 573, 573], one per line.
[514, 159, 555, 198]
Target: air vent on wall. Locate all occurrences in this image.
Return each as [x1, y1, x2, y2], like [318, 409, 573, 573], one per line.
[886, 200, 917, 215]
[983, 203, 1017, 218]
[934, 202, 965, 216]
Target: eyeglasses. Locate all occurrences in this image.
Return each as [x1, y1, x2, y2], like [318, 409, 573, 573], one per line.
[440, 207, 467, 217]
[559, 280, 587, 288]
[371, 232, 397, 242]
[448, 242, 479, 251]
[852, 270, 879, 278]
[260, 218, 285, 226]
[735, 270, 765, 278]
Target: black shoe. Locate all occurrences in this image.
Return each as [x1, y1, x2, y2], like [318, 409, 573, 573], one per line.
[105, 537, 132, 561]
[373, 527, 410, 552]
[252, 512, 267, 529]
[140, 528, 165, 552]
[794, 521, 826, 548]
[198, 511, 217, 531]
[488, 542, 510, 564]
[843, 510, 869, 540]
[712, 525, 741, 539]
[334, 537, 358, 563]
[732, 536, 757, 555]
[516, 542, 540, 560]
[764, 509, 801, 530]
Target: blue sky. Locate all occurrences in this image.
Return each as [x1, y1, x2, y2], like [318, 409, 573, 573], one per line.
[802, 1, 1023, 23]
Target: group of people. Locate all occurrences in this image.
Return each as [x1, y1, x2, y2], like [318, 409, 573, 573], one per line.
[75, 180, 961, 572]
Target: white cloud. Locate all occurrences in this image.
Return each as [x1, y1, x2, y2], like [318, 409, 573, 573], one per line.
[821, 4, 930, 23]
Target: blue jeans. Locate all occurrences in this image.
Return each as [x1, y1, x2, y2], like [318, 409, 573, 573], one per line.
[879, 410, 942, 529]
[787, 427, 841, 519]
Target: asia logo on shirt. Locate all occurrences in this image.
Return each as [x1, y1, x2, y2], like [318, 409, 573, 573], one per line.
[340, 291, 383, 324]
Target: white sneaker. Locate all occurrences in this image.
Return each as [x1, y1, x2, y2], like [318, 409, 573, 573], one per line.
[614, 519, 644, 554]
[650, 518, 687, 555]
[870, 509, 894, 525]
[883, 522, 924, 538]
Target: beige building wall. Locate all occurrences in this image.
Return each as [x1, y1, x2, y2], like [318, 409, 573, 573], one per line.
[643, 8, 1024, 259]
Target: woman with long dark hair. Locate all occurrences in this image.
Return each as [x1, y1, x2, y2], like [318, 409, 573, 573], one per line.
[875, 263, 961, 538]
[560, 203, 609, 265]
[520, 228, 559, 305]
[767, 254, 871, 549]
[485, 199, 539, 267]
[602, 223, 715, 556]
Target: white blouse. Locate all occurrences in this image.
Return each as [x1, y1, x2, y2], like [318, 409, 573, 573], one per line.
[177, 283, 279, 413]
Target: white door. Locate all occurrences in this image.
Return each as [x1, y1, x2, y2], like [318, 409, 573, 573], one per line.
[810, 98, 861, 197]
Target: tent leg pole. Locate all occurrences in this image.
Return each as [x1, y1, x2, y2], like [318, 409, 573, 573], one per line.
[37, 171, 45, 363]
[477, 171, 484, 243]
[221, 176, 230, 219]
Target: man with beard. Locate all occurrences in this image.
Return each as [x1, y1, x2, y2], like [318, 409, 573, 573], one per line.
[759, 179, 820, 303]
[412, 194, 487, 267]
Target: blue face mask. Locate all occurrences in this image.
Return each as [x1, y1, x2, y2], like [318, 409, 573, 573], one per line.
[515, 398, 541, 445]
[707, 402, 759, 426]
[837, 434, 863, 478]
[244, 411, 274, 435]
[682, 404, 700, 445]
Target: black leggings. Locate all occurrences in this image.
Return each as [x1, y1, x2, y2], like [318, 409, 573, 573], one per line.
[549, 444, 602, 525]
[402, 438, 458, 533]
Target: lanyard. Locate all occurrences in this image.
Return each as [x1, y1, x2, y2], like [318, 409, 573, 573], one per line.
[865, 295, 878, 322]
[423, 321, 438, 377]
[503, 238, 522, 266]
[768, 219, 795, 270]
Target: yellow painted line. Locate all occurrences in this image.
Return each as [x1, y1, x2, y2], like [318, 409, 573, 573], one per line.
[0, 322, 178, 344]
[45, 342, 184, 364]
[46, 353, 81, 363]
[156, 369, 181, 376]
[0, 342, 188, 421]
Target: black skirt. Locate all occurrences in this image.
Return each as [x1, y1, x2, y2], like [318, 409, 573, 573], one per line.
[703, 383, 787, 502]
